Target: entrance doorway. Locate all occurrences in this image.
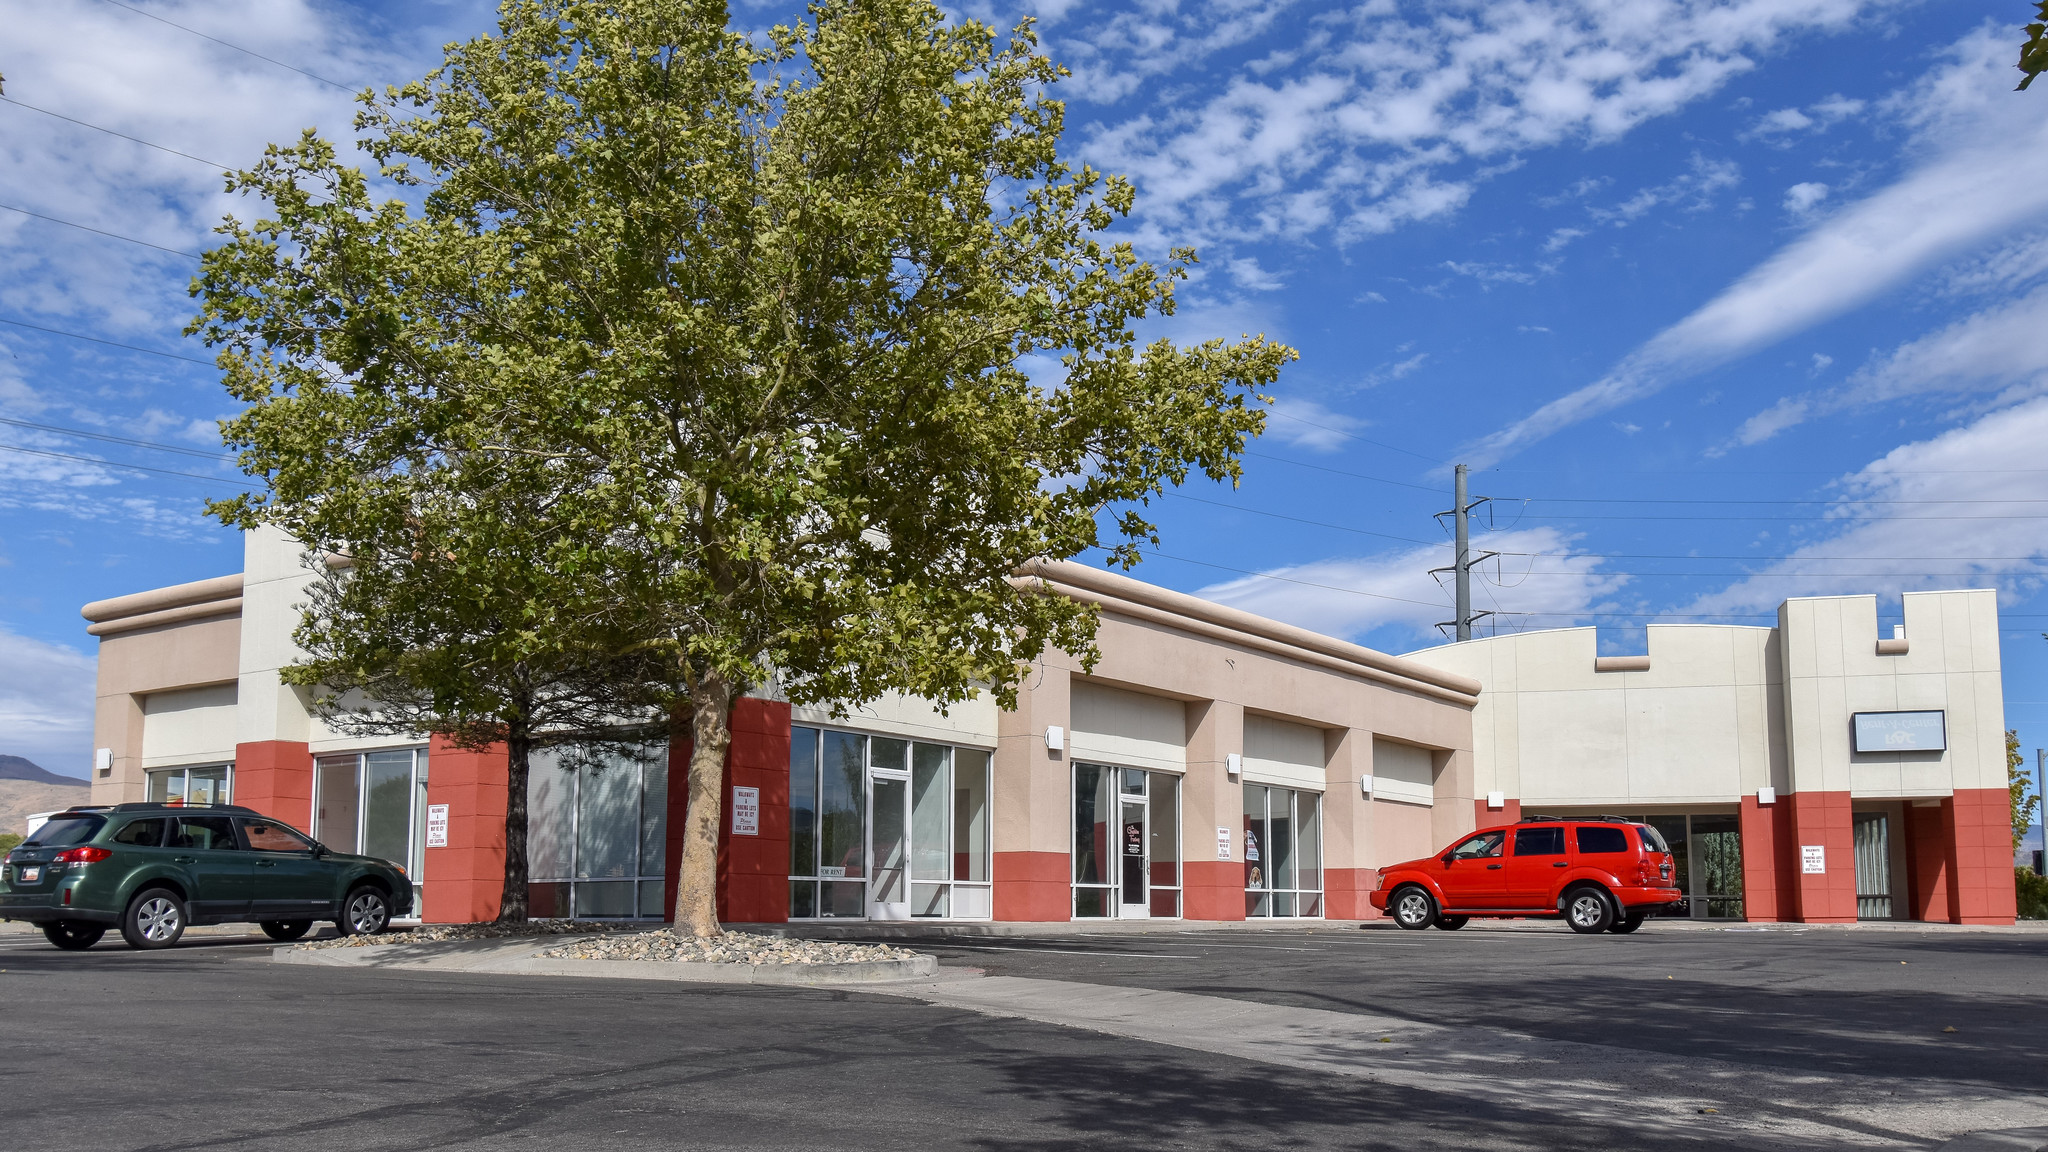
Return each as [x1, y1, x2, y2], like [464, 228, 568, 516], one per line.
[1073, 763, 1180, 918]
[870, 774, 910, 920]
[1853, 811, 1894, 920]
[1120, 790, 1150, 918]
[313, 748, 427, 918]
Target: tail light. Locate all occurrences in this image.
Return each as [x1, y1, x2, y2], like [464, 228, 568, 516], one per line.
[1636, 860, 1655, 884]
[54, 846, 112, 866]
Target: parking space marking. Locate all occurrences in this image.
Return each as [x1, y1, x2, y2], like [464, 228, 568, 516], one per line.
[933, 943, 1203, 959]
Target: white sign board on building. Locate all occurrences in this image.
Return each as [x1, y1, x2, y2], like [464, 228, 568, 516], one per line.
[1801, 845, 1826, 874]
[1851, 710, 1946, 753]
[1216, 826, 1232, 860]
[732, 786, 760, 836]
[425, 804, 449, 848]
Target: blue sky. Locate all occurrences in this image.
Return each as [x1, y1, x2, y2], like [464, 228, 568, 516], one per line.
[3, 0, 2047, 811]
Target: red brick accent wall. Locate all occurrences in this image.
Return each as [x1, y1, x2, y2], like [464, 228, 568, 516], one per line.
[1324, 867, 1377, 920]
[1738, 795, 1796, 922]
[1181, 858, 1247, 921]
[1951, 787, 2019, 924]
[231, 741, 312, 829]
[1474, 797, 1521, 828]
[1904, 800, 1957, 923]
[1788, 789, 1856, 922]
[422, 738, 507, 924]
[663, 698, 793, 926]
[994, 851, 1071, 921]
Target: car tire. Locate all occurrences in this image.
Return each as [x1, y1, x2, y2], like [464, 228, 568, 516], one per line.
[1390, 886, 1438, 931]
[336, 886, 391, 937]
[1564, 887, 1616, 935]
[260, 919, 314, 942]
[1609, 912, 1646, 935]
[42, 920, 106, 951]
[1435, 916, 1469, 932]
[121, 888, 188, 950]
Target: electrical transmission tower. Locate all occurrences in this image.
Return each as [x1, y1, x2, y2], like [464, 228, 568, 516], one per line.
[1431, 463, 1495, 641]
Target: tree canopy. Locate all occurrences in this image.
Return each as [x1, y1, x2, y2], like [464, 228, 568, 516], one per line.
[194, 0, 1295, 935]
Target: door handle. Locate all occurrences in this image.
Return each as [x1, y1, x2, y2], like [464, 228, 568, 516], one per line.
[1486, 864, 1502, 870]
[173, 856, 197, 864]
[1552, 862, 1568, 868]
[256, 860, 277, 868]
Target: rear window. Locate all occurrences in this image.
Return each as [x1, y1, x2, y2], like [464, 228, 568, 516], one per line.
[25, 815, 106, 847]
[1513, 826, 1566, 857]
[1635, 824, 1670, 854]
[1575, 826, 1630, 855]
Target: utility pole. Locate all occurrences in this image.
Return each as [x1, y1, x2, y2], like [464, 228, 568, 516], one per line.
[2037, 748, 2046, 876]
[1432, 464, 1494, 641]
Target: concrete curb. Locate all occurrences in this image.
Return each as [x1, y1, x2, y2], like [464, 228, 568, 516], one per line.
[1939, 1128, 2048, 1151]
[271, 937, 941, 985]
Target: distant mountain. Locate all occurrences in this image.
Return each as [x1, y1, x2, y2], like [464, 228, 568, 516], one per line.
[0, 755, 87, 786]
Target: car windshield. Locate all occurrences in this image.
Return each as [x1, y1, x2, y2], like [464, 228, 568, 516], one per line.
[24, 815, 105, 847]
[1635, 824, 1670, 853]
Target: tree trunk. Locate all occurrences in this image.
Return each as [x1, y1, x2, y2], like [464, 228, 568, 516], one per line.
[496, 729, 532, 924]
[674, 673, 731, 937]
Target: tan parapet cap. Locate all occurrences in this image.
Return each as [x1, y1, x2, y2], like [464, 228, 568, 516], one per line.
[86, 597, 244, 637]
[1016, 557, 1483, 705]
[1594, 655, 1651, 673]
[81, 573, 244, 625]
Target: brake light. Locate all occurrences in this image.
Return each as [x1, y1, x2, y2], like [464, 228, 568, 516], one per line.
[54, 846, 112, 866]
[1636, 860, 1654, 884]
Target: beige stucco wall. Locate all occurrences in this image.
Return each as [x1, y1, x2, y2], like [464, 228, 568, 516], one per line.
[1781, 590, 2005, 798]
[88, 612, 241, 804]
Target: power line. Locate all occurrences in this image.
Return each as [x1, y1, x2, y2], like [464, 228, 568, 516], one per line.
[0, 95, 231, 169]
[1164, 490, 1441, 547]
[94, 0, 356, 93]
[0, 415, 232, 461]
[0, 202, 203, 259]
[1260, 410, 1449, 466]
[0, 316, 214, 364]
[1507, 512, 2048, 522]
[0, 441, 234, 484]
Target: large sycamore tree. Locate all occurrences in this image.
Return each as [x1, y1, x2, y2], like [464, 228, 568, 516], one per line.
[195, 0, 1294, 936]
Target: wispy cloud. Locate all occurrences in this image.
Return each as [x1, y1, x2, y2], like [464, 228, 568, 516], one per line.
[1263, 397, 1366, 452]
[0, 626, 96, 775]
[1464, 27, 2048, 467]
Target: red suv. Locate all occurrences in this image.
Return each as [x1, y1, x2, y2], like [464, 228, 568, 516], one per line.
[1368, 816, 1683, 934]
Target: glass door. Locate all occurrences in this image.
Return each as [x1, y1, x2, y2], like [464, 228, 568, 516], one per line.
[1119, 798, 1149, 918]
[869, 775, 910, 920]
[313, 748, 428, 919]
[1853, 812, 1893, 920]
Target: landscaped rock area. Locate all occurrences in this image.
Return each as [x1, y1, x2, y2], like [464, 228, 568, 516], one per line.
[536, 929, 911, 965]
[297, 920, 647, 950]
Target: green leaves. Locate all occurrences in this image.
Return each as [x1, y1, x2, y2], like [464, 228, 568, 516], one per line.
[2020, 2, 2048, 90]
[194, 0, 1294, 757]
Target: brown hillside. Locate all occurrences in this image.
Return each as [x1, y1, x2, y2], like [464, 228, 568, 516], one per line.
[0, 778, 91, 838]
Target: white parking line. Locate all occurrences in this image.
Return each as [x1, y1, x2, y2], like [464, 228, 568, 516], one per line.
[936, 944, 1202, 959]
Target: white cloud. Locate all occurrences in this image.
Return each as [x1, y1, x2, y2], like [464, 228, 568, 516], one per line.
[1442, 260, 1541, 287]
[1263, 397, 1366, 452]
[1228, 256, 1286, 292]
[1689, 397, 2048, 616]
[0, 628, 96, 776]
[1076, 0, 1889, 248]
[1745, 93, 1867, 140]
[1586, 155, 1742, 226]
[1464, 27, 2048, 466]
[1783, 181, 1831, 214]
[1542, 227, 1588, 252]
[1193, 527, 1626, 642]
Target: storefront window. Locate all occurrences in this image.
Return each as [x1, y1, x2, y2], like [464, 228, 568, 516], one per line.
[789, 727, 992, 920]
[1244, 784, 1322, 918]
[1073, 763, 1182, 919]
[525, 746, 668, 919]
[314, 749, 428, 910]
[1596, 812, 1745, 919]
[145, 764, 232, 806]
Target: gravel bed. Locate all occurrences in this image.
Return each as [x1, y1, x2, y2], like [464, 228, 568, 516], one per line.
[536, 929, 913, 965]
[295, 920, 649, 951]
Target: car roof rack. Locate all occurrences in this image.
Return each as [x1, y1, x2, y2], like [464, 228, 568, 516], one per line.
[53, 805, 115, 813]
[107, 802, 260, 814]
[1516, 814, 1564, 823]
[1597, 814, 1635, 824]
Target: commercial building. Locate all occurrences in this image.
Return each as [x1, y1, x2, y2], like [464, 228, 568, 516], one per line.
[79, 530, 2018, 926]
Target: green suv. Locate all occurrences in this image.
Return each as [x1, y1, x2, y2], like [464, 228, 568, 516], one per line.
[0, 803, 413, 951]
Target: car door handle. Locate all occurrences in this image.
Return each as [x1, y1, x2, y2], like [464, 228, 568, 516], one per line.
[1552, 862, 1568, 868]
[256, 860, 277, 868]
[173, 856, 198, 864]
[1486, 864, 1502, 870]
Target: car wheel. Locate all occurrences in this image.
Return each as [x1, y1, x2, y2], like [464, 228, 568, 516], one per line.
[1564, 887, 1616, 934]
[42, 920, 106, 951]
[1609, 912, 1645, 935]
[1435, 916, 1469, 932]
[260, 919, 314, 942]
[1390, 886, 1438, 931]
[337, 886, 391, 937]
[121, 888, 187, 950]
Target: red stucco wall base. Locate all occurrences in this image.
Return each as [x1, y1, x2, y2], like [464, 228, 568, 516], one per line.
[993, 851, 1071, 921]
[423, 738, 508, 924]
[231, 741, 311, 830]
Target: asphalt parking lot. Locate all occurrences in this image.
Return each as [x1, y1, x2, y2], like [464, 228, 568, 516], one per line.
[2, 920, 2044, 1151]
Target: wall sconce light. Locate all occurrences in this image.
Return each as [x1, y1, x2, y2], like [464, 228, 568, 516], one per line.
[1226, 753, 1241, 777]
[1045, 725, 1064, 752]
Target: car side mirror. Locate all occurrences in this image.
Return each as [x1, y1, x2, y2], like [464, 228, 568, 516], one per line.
[311, 843, 329, 858]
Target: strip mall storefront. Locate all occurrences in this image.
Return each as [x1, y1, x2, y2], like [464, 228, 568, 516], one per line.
[77, 529, 2017, 925]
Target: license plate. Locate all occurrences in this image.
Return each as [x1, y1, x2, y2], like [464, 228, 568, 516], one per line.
[19, 867, 40, 883]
